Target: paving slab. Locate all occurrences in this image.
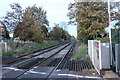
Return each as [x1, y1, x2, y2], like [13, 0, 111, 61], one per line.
[102, 70, 118, 78]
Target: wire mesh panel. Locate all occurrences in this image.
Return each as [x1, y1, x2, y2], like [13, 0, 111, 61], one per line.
[111, 29, 120, 44]
[115, 44, 120, 73]
[111, 29, 120, 72]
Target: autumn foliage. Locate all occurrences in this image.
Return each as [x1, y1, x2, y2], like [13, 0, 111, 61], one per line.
[68, 2, 108, 43]
[1, 3, 72, 42]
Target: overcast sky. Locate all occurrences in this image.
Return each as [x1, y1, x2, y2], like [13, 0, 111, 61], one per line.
[0, 0, 77, 37]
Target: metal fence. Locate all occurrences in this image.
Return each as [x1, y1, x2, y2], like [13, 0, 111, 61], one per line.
[115, 44, 120, 73]
[1, 41, 33, 53]
[111, 29, 120, 44]
[111, 29, 120, 73]
[1, 42, 11, 53]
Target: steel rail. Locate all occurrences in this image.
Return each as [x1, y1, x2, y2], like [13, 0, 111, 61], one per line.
[46, 41, 76, 80]
[11, 42, 70, 67]
[5, 41, 68, 65]
[12, 41, 73, 80]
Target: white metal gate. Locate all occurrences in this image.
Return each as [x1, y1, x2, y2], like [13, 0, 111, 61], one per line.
[88, 40, 111, 74]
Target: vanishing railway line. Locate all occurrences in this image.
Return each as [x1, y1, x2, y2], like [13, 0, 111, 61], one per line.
[2, 41, 101, 80]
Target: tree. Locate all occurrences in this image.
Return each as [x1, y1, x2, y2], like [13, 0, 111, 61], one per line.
[64, 30, 71, 40]
[50, 24, 62, 40]
[0, 3, 22, 39]
[0, 21, 10, 39]
[14, 5, 49, 42]
[110, 2, 120, 28]
[1, 3, 23, 31]
[50, 24, 71, 40]
[68, 2, 108, 43]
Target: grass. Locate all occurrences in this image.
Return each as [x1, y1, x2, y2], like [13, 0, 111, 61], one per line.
[73, 41, 91, 62]
[3, 40, 58, 56]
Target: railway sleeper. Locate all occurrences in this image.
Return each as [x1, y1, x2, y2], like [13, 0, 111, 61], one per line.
[17, 58, 45, 69]
[2, 56, 28, 65]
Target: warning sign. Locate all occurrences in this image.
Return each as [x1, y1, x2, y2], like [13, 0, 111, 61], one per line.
[95, 42, 99, 48]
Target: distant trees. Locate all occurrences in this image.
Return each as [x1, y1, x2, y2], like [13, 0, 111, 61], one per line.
[68, 2, 108, 43]
[50, 24, 71, 40]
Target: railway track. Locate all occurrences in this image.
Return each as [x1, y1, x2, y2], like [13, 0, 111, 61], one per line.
[2, 41, 74, 79]
[2, 41, 68, 66]
[2, 41, 102, 80]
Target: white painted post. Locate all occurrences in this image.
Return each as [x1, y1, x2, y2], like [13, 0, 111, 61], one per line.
[109, 29, 113, 66]
[99, 41, 102, 70]
[4, 42, 8, 52]
[88, 40, 90, 58]
[92, 40, 95, 66]
[88, 40, 92, 59]
[92, 40, 101, 74]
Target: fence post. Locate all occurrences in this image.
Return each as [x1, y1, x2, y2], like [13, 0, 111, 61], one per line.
[88, 41, 92, 63]
[109, 29, 113, 66]
[0, 42, 2, 79]
[5, 42, 8, 52]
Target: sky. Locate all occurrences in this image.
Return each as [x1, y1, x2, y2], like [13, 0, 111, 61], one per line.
[0, 0, 120, 38]
[0, 0, 77, 38]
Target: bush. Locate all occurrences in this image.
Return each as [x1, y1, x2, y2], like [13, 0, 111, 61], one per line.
[73, 42, 91, 62]
[96, 37, 109, 43]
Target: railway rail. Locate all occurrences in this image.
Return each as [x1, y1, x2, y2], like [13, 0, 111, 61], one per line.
[2, 41, 73, 79]
[2, 40, 102, 80]
[2, 41, 68, 66]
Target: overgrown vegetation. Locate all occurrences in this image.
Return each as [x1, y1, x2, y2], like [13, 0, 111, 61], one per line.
[50, 24, 71, 40]
[96, 37, 109, 43]
[73, 41, 91, 63]
[111, 29, 120, 44]
[3, 41, 58, 56]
